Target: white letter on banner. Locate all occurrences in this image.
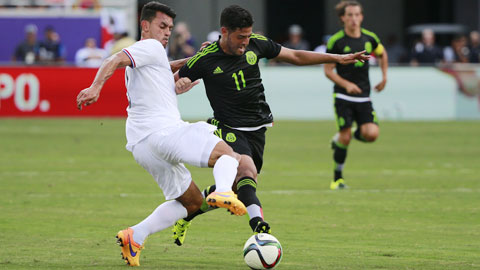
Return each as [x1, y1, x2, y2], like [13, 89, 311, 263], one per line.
[15, 73, 40, 112]
[0, 73, 15, 109]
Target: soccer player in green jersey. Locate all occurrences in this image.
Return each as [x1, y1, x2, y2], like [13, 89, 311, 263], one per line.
[324, 0, 388, 190]
[171, 4, 369, 245]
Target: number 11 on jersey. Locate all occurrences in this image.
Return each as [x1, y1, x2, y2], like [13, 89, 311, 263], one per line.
[232, 70, 246, 90]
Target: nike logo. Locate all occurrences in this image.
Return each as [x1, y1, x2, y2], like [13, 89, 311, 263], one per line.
[128, 235, 137, 257]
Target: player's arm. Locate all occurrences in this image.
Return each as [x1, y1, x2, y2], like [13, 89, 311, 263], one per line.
[274, 46, 369, 66]
[76, 51, 131, 110]
[324, 63, 362, 94]
[170, 42, 210, 74]
[374, 45, 388, 92]
[169, 57, 190, 73]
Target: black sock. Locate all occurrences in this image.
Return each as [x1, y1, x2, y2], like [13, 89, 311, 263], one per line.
[333, 141, 347, 181]
[334, 170, 343, 181]
[354, 128, 367, 142]
[237, 177, 263, 231]
[184, 185, 216, 222]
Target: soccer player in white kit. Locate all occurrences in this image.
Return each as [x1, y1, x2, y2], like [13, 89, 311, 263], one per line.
[76, 2, 246, 266]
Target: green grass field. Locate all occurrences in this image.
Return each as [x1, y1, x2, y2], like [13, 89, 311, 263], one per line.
[0, 118, 479, 269]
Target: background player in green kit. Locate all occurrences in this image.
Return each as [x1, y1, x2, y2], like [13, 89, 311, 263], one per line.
[172, 4, 369, 244]
[324, 0, 389, 190]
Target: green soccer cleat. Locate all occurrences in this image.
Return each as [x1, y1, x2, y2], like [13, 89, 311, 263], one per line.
[172, 219, 191, 246]
[254, 220, 272, 234]
[330, 178, 347, 190]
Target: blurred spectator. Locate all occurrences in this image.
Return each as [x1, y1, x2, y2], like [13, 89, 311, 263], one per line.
[73, 0, 101, 10]
[469, 30, 480, 63]
[39, 26, 66, 63]
[282, 24, 310, 51]
[12, 24, 40, 64]
[168, 22, 196, 60]
[385, 34, 407, 64]
[443, 35, 470, 63]
[410, 28, 443, 65]
[313, 35, 331, 54]
[207, 30, 220, 43]
[108, 32, 136, 55]
[75, 38, 107, 67]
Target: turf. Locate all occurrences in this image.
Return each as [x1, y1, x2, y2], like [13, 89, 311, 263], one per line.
[0, 118, 479, 269]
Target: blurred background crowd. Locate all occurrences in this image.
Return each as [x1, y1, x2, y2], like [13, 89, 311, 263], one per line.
[2, 0, 480, 67]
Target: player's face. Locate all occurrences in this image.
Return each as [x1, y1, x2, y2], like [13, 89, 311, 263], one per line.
[223, 26, 252, 56]
[341, 5, 363, 31]
[143, 12, 174, 47]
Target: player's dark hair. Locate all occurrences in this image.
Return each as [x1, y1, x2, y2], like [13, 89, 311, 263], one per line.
[220, 5, 254, 31]
[335, 0, 363, 17]
[140, 1, 176, 22]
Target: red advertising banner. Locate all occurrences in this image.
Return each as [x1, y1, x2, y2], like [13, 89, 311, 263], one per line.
[0, 66, 128, 117]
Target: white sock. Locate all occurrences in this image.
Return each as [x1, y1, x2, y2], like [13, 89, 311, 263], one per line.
[213, 155, 239, 192]
[131, 200, 187, 245]
[247, 204, 263, 219]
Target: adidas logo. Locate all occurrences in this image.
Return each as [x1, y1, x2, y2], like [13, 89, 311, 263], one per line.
[213, 66, 223, 74]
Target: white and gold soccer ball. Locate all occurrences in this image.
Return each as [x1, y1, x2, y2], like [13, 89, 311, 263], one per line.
[243, 233, 283, 269]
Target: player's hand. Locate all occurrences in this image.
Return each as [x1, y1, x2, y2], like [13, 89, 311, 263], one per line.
[339, 50, 370, 65]
[200, 41, 211, 50]
[345, 82, 362, 94]
[76, 86, 100, 110]
[175, 77, 200, 95]
[374, 78, 387, 92]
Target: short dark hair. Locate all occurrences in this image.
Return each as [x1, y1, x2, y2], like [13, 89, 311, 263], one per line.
[140, 1, 176, 23]
[335, 0, 363, 17]
[220, 5, 254, 31]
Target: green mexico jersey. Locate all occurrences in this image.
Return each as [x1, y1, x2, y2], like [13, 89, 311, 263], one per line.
[178, 34, 281, 127]
[326, 28, 382, 97]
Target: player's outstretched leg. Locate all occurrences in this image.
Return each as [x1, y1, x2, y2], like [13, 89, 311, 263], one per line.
[119, 199, 189, 265]
[236, 176, 271, 234]
[116, 228, 144, 266]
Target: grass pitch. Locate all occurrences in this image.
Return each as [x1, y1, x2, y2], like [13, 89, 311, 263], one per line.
[0, 118, 479, 269]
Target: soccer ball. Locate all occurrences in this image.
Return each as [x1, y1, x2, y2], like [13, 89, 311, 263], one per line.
[243, 233, 283, 269]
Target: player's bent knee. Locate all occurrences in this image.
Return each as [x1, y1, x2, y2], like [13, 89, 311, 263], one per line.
[208, 141, 240, 167]
[363, 131, 379, 142]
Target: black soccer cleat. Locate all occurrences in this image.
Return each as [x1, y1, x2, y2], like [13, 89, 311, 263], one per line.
[254, 220, 272, 234]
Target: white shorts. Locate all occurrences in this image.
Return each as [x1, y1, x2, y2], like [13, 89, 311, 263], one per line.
[131, 121, 222, 200]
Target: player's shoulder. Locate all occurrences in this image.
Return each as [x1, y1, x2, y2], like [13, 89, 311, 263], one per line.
[136, 38, 162, 47]
[126, 38, 164, 52]
[186, 41, 220, 69]
[361, 28, 381, 43]
[327, 30, 345, 50]
[250, 33, 269, 42]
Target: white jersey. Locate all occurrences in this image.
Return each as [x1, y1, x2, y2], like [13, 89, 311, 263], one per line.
[122, 39, 184, 151]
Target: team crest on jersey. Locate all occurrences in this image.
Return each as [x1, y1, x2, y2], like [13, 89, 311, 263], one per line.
[225, 132, 237, 142]
[245, 51, 257, 65]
